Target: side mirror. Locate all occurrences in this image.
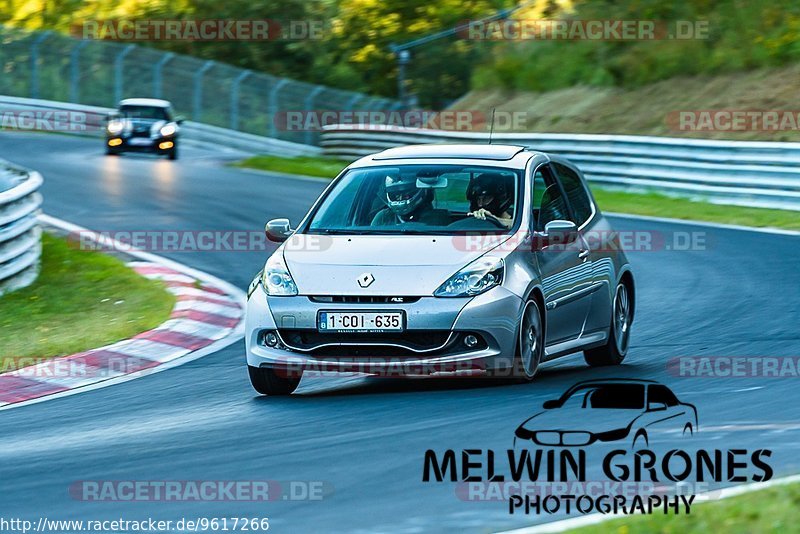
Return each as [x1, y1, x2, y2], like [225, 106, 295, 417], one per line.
[647, 401, 667, 412]
[175, 116, 185, 125]
[540, 219, 578, 247]
[265, 218, 293, 243]
[542, 399, 560, 409]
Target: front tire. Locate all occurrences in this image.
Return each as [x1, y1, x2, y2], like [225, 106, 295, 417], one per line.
[584, 280, 632, 367]
[248, 366, 300, 396]
[513, 299, 544, 381]
[167, 144, 178, 160]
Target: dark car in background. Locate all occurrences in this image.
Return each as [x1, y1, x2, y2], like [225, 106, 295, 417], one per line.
[105, 98, 182, 160]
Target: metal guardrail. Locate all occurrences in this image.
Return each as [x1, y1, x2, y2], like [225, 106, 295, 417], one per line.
[0, 95, 321, 157]
[0, 26, 400, 146]
[0, 160, 43, 296]
[321, 126, 800, 211]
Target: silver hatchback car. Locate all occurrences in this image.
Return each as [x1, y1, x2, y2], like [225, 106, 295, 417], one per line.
[245, 144, 634, 395]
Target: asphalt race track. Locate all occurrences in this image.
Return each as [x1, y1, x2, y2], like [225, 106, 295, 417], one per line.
[1, 131, 799, 533]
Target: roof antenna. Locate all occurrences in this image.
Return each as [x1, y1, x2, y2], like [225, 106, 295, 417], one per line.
[488, 108, 496, 144]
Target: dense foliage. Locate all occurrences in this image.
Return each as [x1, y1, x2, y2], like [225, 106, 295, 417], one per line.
[3, 0, 800, 106]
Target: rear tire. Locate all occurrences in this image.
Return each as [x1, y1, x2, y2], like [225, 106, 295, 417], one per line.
[248, 366, 300, 396]
[512, 299, 544, 381]
[584, 280, 632, 367]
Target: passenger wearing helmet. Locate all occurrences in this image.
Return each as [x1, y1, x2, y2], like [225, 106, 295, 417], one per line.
[467, 173, 513, 228]
[371, 174, 450, 226]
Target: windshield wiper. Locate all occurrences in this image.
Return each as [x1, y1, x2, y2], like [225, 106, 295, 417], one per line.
[308, 228, 354, 235]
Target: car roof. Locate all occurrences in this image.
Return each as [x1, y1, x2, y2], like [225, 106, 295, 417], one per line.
[119, 98, 171, 108]
[372, 144, 528, 161]
[350, 143, 548, 170]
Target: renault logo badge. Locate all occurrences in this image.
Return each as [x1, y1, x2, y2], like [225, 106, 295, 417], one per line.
[358, 273, 375, 288]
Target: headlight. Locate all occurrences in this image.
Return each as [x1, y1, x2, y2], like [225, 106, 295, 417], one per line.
[434, 256, 504, 297]
[159, 123, 177, 137]
[107, 120, 123, 134]
[261, 252, 298, 296]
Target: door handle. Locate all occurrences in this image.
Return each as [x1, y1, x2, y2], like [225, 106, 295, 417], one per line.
[578, 249, 590, 260]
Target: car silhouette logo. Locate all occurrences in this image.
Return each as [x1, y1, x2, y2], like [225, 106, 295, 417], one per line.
[358, 273, 375, 288]
[514, 379, 697, 449]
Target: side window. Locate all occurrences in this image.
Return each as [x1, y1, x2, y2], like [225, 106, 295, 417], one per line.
[553, 163, 593, 226]
[532, 165, 570, 232]
[648, 385, 679, 407]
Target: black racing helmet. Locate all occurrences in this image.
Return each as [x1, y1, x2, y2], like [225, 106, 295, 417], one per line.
[467, 172, 511, 213]
[384, 173, 427, 216]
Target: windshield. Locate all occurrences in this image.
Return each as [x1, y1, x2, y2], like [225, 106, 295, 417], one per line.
[306, 165, 521, 235]
[561, 384, 645, 409]
[119, 105, 170, 120]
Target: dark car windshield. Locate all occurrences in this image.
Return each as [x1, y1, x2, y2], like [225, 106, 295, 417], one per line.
[119, 105, 170, 120]
[306, 165, 521, 235]
[560, 384, 646, 409]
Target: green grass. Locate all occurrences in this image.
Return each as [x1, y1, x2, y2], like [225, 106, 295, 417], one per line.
[235, 154, 800, 232]
[592, 189, 800, 231]
[234, 155, 351, 179]
[0, 233, 175, 366]
[569, 482, 800, 533]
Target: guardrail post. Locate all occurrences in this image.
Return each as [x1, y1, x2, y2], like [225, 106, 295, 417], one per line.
[153, 52, 174, 99]
[303, 86, 325, 145]
[268, 79, 289, 138]
[192, 61, 215, 121]
[114, 44, 136, 103]
[29, 32, 51, 99]
[69, 40, 90, 103]
[230, 70, 252, 131]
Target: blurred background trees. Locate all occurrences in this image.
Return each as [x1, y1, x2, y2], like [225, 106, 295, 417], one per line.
[3, 0, 800, 108]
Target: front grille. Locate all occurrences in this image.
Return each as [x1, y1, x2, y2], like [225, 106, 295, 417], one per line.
[276, 329, 452, 354]
[309, 296, 420, 304]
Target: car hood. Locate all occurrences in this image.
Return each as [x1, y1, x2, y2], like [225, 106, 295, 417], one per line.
[283, 233, 514, 296]
[517, 407, 644, 435]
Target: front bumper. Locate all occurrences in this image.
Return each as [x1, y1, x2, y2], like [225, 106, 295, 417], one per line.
[107, 135, 176, 153]
[244, 286, 523, 376]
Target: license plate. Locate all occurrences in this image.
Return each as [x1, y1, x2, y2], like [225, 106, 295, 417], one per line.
[318, 311, 404, 332]
[128, 137, 153, 146]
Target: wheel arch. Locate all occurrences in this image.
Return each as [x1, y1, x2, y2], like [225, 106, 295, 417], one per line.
[617, 267, 636, 324]
[523, 284, 547, 342]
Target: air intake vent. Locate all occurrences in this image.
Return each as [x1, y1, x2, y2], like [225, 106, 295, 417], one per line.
[309, 296, 421, 304]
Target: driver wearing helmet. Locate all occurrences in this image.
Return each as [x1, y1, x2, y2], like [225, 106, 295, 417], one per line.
[371, 173, 450, 226]
[467, 173, 513, 228]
